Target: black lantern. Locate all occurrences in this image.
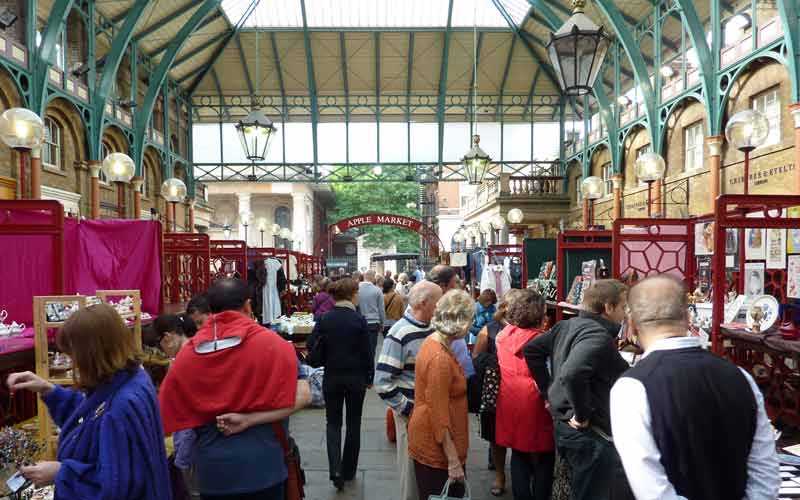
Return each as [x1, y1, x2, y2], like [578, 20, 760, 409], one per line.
[547, 0, 611, 96]
[235, 108, 277, 161]
[461, 134, 492, 185]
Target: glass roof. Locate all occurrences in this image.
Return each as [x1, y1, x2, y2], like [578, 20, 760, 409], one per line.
[222, 0, 529, 29]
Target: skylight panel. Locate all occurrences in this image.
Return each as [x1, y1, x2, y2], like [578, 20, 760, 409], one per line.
[222, 0, 522, 29]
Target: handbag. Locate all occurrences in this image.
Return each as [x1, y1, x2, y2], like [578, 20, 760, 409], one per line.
[479, 361, 500, 413]
[428, 480, 471, 500]
[305, 331, 326, 368]
[272, 423, 306, 500]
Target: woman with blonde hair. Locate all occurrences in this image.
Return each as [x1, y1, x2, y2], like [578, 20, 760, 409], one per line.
[408, 290, 475, 499]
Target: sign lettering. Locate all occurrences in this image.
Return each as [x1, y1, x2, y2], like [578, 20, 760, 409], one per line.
[728, 163, 794, 186]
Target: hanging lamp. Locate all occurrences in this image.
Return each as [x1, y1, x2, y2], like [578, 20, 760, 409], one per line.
[461, 1, 492, 185]
[547, 0, 611, 96]
[235, 29, 277, 162]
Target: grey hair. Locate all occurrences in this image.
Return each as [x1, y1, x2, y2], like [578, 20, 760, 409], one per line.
[431, 290, 475, 338]
[408, 283, 435, 307]
[364, 270, 376, 283]
[628, 275, 687, 329]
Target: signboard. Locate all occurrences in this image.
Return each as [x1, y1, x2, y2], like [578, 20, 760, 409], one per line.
[333, 214, 423, 234]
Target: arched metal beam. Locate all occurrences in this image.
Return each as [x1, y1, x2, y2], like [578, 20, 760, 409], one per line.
[437, 0, 455, 166]
[32, 0, 76, 115]
[91, 0, 151, 160]
[593, 0, 660, 152]
[777, 0, 800, 102]
[134, 0, 221, 175]
[673, 0, 719, 135]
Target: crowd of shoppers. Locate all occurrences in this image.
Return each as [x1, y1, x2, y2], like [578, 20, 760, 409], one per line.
[6, 262, 782, 500]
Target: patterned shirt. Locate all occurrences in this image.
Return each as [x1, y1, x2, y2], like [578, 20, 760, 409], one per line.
[374, 313, 434, 416]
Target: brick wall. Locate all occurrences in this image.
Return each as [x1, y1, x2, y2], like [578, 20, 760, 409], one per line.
[0, 66, 22, 186]
[0, 0, 26, 45]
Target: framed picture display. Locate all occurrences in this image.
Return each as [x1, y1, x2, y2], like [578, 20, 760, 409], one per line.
[766, 228, 787, 269]
[744, 262, 765, 299]
[789, 206, 800, 254]
[745, 228, 766, 260]
[695, 221, 714, 256]
[788, 255, 800, 299]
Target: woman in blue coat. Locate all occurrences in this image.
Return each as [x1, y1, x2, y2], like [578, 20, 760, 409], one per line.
[8, 303, 171, 500]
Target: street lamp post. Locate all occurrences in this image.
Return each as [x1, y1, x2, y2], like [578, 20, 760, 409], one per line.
[102, 152, 136, 217]
[581, 176, 604, 227]
[0, 108, 45, 199]
[271, 223, 281, 248]
[161, 178, 187, 232]
[634, 152, 666, 217]
[725, 109, 769, 195]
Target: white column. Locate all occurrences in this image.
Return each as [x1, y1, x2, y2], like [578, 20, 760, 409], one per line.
[305, 199, 314, 254]
[292, 193, 308, 253]
[237, 193, 251, 245]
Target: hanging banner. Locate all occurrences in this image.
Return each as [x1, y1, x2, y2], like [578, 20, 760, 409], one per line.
[333, 214, 423, 234]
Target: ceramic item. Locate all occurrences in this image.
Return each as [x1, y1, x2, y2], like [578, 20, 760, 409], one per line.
[746, 295, 780, 333]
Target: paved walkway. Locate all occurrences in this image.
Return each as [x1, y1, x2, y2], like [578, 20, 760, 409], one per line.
[291, 390, 513, 500]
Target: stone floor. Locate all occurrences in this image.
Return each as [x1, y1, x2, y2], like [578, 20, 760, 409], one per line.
[290, 390, 513, 500]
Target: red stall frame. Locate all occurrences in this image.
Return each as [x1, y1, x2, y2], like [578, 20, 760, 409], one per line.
[210, 240, 248, 281]
[711, 194, 800, 353]
[249, 247, 293, 313]
[612, 218, 695, 287]
[163, 233, 211, 309]
[555, 230, 613, 322]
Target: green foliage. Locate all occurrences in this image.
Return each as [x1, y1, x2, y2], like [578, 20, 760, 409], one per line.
[328, 182, 421, 253]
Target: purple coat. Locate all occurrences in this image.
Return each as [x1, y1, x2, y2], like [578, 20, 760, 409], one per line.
[312, 291, 336, 320]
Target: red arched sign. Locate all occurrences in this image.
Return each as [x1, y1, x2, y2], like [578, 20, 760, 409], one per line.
[330, 213, 443, 255]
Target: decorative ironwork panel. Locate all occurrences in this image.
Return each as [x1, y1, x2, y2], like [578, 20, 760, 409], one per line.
[210, 240, 248, 282]
[612, 219, 693, 285]
[163, 233, 211, 305]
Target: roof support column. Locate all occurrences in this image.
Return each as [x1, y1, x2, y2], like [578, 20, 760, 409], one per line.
[437, 0, 454, 166]
[32, 0, 75, 115]
[300, 0, 319, 168]
[777, 0, 800, 102]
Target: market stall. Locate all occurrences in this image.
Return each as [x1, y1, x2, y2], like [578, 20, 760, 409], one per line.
[708, 194, 800, 425]
[553, 230, 613, 321]
[612, 218, 695, 286]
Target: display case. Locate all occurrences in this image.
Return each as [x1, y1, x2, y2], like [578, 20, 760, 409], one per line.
[554, 231, 613, 322]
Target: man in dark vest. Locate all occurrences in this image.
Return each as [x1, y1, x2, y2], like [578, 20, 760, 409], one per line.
[524, 279, 631, 500]
[611, 275, 779, 499]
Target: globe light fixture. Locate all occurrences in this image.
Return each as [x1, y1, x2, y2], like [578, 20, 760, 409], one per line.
[462, 135, 492, 185]
[453, 230, 466, 243]
[279, 227, 292, 249]
[0, 108, 45, 199]
[547, 0, 611, 96]
[102, 152, 136, 217]
[235, 108, 277, 161]
[161, 178, 187, 232]
[479, 220, 493, 235]
[725, 109, 769, 195]
[223, 224, 232, 240]
[491, 213, 506, 230]
[581, 176, 604, 227]
[635, 152, 666, 217]
[507, 208, 524, 225]
[372, 165, 383, 176]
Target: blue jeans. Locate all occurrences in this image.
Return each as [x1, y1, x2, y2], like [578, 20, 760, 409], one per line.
[554, 421, 629, 500]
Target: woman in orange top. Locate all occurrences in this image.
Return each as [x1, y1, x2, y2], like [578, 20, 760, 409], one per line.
[408, 290, 475, 499]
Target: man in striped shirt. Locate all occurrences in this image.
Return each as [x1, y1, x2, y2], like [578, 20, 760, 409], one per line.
[374, 280, 442, 500]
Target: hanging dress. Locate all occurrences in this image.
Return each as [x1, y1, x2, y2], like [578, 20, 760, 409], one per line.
[262, 258, 283, 325]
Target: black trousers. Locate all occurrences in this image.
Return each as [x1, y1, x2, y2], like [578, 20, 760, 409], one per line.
[555, 421, 632, 500]
[200, 482, 283, 500]
[367, 323, 382, 361]
[413, 460, 466, 499]
[323, 372, 367, 480]
[509, 449, 555, 500]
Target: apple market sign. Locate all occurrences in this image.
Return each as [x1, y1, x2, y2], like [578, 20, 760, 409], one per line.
[330, 213, 442, 252]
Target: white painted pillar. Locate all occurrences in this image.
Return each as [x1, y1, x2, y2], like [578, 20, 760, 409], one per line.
[292, 193, 308, 253]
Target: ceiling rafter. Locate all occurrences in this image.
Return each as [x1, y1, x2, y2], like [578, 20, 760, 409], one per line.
[271, 32, 287, 101]
[406, 31, 414, 121]
[235, 33, 254, 95]
[300, 0, 319, 165]
[147, 11, 224, 59]
[374, 31, 381, 162]
[495, 33, 516, 120]
[173, 31, 229, 68]
[187, 0, 261, 95]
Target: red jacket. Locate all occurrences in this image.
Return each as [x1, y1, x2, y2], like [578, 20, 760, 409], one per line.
[495, 325, 554, 452]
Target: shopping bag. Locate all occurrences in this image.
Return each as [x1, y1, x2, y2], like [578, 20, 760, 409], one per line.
[428, 480, 471, 500]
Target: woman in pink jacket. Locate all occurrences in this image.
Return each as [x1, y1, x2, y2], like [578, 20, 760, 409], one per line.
[494, 288, 554, 500]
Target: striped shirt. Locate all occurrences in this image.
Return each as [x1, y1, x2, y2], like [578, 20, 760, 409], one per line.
[373, 313, 434, 416]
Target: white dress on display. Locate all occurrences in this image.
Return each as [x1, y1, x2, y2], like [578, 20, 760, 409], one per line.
[262, 258, 283, 324]
[480, 264, 512, 297]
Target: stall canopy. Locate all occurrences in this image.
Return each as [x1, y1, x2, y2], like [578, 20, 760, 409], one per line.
[371, 253, 420, 262]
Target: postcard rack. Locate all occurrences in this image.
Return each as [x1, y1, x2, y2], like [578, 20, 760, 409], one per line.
[33, 295, 88, 457]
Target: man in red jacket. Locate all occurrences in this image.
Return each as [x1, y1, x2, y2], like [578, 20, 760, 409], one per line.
[160, 278, 310, 500]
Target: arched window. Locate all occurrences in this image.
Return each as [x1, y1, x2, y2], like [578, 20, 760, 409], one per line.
[43, 117, 62, 170]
